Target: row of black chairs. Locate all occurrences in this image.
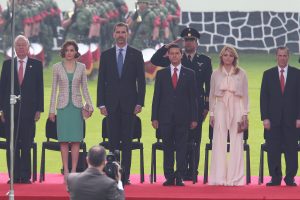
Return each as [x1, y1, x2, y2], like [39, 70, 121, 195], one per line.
[1, 116, 295, 184]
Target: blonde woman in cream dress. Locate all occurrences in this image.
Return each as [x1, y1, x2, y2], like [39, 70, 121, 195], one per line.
[208, 45, 249, 186]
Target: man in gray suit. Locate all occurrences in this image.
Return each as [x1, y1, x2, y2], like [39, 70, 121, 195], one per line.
[67, 145, 125, 200]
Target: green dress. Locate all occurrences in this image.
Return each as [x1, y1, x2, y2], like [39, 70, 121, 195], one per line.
[57, 72, 83, 142]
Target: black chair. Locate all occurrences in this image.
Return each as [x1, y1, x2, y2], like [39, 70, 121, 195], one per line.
[99, 116, 145, 183]
[0, 120, 37, 182]
[258, 130, 300, 184]
[150, 128, 197, 184]
[203, 126, 251, 184]
[39, 117, 87, 182]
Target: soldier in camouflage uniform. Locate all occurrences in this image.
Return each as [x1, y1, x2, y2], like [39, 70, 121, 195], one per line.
[128, 0, 158, 50]
[1, 0, 28, 51]
[151, 0, 172, 44]
[112, 0, 128, 22]
[165, 0, 180, 40]
[87, 0, 101, 43]
[62, 0, 92, 44]
[102, 0, 119, 50]
[39, 0, 61, 66]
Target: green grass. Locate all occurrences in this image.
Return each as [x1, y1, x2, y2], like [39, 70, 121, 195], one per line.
[0, 52, 299, 177]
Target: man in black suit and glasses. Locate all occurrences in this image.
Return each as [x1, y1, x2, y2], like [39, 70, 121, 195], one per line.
[97, 22, 146, 185]
[151, 44, 198, 186]
[0, 35, 44, 184]
[260, 46, 300, 186]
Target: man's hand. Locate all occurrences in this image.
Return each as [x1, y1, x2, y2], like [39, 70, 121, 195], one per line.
[152, 120, 159, 129]
[0, 112, 5, 123]
[296, 119, 300, 128]
[209, 116, 214, 127]
[242, 115, 248, 127]
[100, 106, 108, 116]
[190, 121, 197, 130]
[48, 113, 55, 122]
[263, 119, 271, 130]
[34, 112, 41, 122]
[134, 105, 142, 114]
[165, 38, 183, 49]
[202, 109, 208, 121]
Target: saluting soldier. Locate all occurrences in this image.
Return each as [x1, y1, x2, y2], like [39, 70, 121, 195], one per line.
[151, 28, 212, 181]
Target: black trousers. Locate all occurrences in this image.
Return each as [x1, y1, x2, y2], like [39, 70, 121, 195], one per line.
[5, 116, 35, 181]
[107, 105, 135, 180]
[160, 121, 188, 180]
[266, 124, 298, 183]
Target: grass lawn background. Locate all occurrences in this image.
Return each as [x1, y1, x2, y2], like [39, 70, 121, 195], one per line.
[0, 51, 299, 178]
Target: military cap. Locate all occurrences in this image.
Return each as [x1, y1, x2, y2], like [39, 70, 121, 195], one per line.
[180, 27, 200, 39]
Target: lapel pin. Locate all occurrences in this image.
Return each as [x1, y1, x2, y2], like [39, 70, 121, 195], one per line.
[29, 65, 32, 68]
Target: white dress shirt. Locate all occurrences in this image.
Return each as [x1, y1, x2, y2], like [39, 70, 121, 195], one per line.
[17, 56, 28, 78]
[277, 65, 288, 84]
[170, 64, 182, 78]
[116, 45, 127, 63]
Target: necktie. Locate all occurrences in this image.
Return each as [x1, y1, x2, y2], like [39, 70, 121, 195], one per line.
[280, 69, 285, 93]
[117, 49, 123, 77]
[188, 55, 192, 62]
[172, 67, 178, 89]
[18, 60, 24, 85]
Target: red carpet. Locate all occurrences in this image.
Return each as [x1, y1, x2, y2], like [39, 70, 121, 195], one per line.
[0, 173, 300, 200]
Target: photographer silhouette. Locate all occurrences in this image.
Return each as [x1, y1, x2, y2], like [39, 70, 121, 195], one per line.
[67, 145, 124, 200]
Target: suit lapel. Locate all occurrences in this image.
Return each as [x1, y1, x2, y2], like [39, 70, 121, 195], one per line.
[284, 66, 293, 95]
[121, 46, 131, 78]
[166, 67, 174, 90]
[176, 67, 185, 91]
[13, 58, 21, 87]
[110, 47, 119, 78]
[22, 58, 32, 86]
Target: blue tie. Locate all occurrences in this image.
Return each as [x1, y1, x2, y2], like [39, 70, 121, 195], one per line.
[117, 49, 123, 77]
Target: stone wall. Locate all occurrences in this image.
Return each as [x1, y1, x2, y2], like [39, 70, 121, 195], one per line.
[180, 11, 300, 53]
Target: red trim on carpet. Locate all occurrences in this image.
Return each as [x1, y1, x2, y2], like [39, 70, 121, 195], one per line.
[0, 174, 300, 200]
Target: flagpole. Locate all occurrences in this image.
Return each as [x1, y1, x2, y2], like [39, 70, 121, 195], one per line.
[8, 0, 17, 199]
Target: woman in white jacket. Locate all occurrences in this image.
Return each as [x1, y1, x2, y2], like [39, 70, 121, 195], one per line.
[209, 45, 249, 186]
[49, 40, 93, 182]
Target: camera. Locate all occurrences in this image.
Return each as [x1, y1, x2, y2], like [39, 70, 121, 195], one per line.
[104, 151, 121, 180]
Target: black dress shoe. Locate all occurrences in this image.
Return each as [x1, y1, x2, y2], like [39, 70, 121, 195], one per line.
[266, 181, 281, 186]
[163, 179, 175, 186]
[285, 181, 297, 186]
[20, 179, 32, 184]
[176, 179, 185, 186]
